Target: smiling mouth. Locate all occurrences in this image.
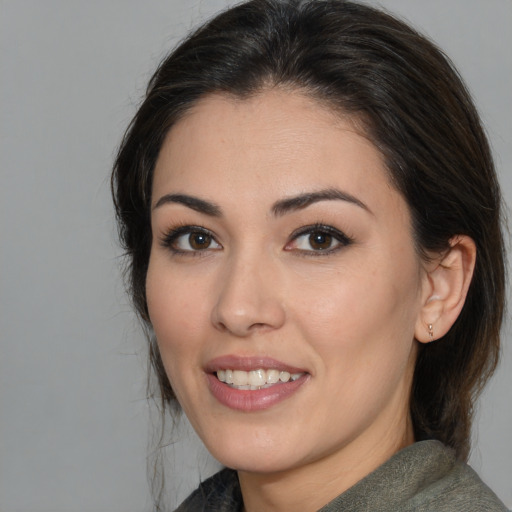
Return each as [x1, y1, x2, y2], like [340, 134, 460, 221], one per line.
[216, 369, 305, 390]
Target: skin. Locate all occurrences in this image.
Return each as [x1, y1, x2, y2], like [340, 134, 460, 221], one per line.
[146, 89, 444, 511]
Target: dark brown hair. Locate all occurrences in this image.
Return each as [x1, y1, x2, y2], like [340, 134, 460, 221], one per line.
[112, 0, 505, 466]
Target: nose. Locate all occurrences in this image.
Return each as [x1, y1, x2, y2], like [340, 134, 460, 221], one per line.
[210, 252, 286, 337]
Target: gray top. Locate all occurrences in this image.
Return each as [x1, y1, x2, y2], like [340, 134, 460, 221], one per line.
[175, 440, 509, 511]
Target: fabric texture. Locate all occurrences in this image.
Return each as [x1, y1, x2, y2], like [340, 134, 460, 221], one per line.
[174, 440, 509, 511]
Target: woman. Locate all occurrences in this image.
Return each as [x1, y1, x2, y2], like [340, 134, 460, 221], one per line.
[112, 0, 508, 510]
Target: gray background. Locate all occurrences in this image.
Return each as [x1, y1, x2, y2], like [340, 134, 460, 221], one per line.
[1, 0, 510, 510]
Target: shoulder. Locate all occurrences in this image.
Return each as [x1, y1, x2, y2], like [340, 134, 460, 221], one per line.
[392, 441, 509, 512]
[405, 456, 509, 512]
[320, 440, 509, 512]
[174, 468, 242, 512]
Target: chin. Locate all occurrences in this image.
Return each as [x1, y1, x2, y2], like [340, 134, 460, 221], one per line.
[201, 428, 301, 474]
[217, 450, 300, 474]
[216, 439, 338, 477]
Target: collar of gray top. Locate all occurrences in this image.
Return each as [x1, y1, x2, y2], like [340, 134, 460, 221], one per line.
[174, 440, 509, 512]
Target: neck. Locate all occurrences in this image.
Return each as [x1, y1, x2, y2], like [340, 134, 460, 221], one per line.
[238, 414, 415, 512]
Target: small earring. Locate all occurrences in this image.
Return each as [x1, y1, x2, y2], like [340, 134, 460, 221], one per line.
[428, 323, 434, 343]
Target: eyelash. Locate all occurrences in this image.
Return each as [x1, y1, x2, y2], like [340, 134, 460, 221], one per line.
[159, 223, 353, 256]
[286, 223, 354, 256]
[160, 225, 221, 256]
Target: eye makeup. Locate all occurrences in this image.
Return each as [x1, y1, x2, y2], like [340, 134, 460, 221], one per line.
[158, 221, 354, 258]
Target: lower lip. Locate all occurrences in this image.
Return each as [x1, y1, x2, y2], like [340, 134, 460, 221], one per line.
[206, 373, 309, 412]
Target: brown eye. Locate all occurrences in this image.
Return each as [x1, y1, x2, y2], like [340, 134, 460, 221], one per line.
[285, 224, 353, 255]
[163, 227, 222, 253]
[308, 232, 333, 250]
[189, 232, 212, 250]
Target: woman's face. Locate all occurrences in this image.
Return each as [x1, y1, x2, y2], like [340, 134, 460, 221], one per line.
[147, 90, 429, 477]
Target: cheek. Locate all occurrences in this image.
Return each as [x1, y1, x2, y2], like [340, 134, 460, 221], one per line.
[293, 254, 421, 368]
[146, 265, 211, 412]
[295, 266, 420, 427]
[146, 256, 208, 369]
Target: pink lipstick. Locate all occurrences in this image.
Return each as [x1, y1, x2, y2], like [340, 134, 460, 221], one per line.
[205, 356, 309, 411]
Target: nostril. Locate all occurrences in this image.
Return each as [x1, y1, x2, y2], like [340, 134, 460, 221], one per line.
[210, 280, 286, 336]
[214, 320, 228, 333]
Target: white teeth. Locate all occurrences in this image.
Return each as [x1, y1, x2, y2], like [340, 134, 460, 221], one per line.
[279, 371, 291, 382]
[267, 369, 280, 384]
[248, 369, 266, 387]
[216, 368, 304, 389]
[233, 370, 248, 386]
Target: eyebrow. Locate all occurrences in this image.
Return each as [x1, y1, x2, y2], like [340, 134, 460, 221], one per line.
[153, 193, 222, 216]
[153, 188, 370, 217]
[272, 188, 371, 216]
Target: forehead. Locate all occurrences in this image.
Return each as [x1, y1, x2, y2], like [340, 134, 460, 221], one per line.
[152, 89, 401, 218]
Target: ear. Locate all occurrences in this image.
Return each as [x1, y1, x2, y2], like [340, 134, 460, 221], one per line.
[415, 235, 476, 343]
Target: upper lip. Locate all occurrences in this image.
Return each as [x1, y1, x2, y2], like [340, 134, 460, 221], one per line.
[205, 355, 308, 374]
